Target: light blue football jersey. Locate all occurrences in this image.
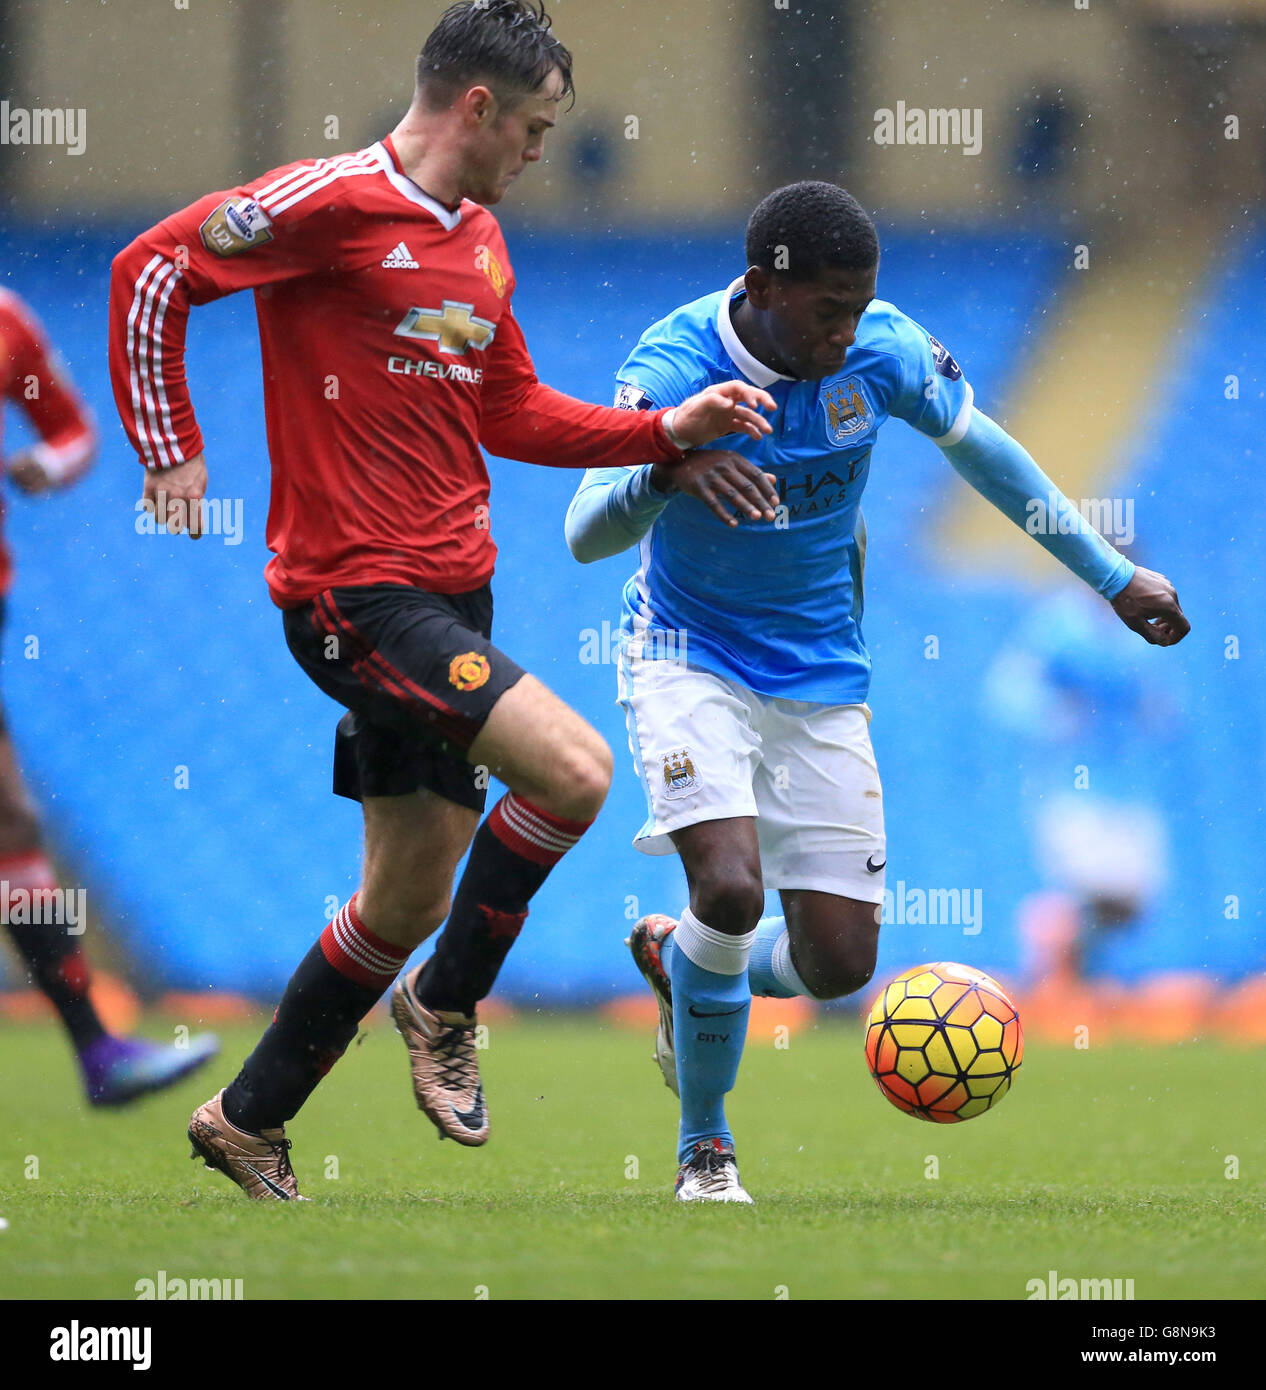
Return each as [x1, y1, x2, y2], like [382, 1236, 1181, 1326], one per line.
[614, 277, 974, 704]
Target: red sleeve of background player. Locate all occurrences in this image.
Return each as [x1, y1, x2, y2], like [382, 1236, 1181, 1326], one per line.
[478, 301, 684, 469]
[107, 155, 346, 470]
[0, 294, 97, 486]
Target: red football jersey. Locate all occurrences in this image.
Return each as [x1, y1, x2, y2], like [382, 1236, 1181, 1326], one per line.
[0, 288, 97, 595]
[108, 137, 682, 607]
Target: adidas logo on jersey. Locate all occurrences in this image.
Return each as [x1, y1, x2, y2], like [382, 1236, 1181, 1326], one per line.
[382, 241, 419, 269]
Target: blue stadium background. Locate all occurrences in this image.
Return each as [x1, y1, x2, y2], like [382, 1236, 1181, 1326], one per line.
[1, 218, 1262, 1002]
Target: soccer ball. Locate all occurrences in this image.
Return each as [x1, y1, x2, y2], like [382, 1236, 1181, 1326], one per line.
[864, 961, 1023, 1122]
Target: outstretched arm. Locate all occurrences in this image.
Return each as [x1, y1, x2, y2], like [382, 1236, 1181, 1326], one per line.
[565, 452, 778, 563]
[939, 407, 1188, 644]
[479, 305, 774, 471]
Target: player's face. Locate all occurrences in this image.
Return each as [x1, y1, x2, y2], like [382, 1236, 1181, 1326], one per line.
[470, 68, 564, 204]
[756, 265, 878, 380]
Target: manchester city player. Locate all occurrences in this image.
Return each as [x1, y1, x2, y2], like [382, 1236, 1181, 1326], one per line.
[563, 181, 1189, 1202]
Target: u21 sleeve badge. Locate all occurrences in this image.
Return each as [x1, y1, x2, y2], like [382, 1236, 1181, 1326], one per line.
[200, 197, 274, 258]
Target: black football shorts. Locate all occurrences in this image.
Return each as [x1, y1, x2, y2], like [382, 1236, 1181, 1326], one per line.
[283, 582, 526, 813]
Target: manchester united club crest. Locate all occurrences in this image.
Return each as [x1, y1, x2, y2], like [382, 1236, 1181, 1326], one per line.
[474, 243, 508, 299]
[449, 651, 491, 691]
[822, 378, 872, 446]
[662, 748, 700, 801]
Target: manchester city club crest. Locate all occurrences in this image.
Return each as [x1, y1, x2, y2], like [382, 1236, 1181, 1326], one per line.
[661, 748, 700, 801]
[822, 378, 872, 445]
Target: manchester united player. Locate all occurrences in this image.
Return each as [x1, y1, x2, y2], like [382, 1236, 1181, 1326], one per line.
[1, 287, 219, 1104]
[107, 0, 777, 1198]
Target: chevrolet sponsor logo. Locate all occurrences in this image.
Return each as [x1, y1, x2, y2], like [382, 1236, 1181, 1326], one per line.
[394, 301, 496, 354]
[387, 357, 484, 383]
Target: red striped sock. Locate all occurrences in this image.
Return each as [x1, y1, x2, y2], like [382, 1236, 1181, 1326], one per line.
[319, 893, 410, 989]
[487, 793, 592, 868]
[415, 794, 595, 1015]
[0, 848, 57, 899]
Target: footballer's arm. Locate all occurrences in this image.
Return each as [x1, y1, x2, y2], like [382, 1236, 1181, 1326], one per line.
[1, 295, 97, 495]
[476, 304, 777, 472]
[562, 361, 779, 562]
[108, 179, 339, 536]
[565, 451, 779, 563]
[935, 406, 1189, 646]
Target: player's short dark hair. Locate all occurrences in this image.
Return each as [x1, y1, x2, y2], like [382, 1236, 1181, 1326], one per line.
[416, 1, 575, 112]
[746, 181, 879, 281]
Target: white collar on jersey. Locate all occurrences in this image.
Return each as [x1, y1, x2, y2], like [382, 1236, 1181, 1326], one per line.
[715, 276, 796, 388]
[370, 141, 463, 231]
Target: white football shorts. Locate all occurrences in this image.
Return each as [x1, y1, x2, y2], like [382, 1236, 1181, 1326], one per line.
[617, 653, 887, 903]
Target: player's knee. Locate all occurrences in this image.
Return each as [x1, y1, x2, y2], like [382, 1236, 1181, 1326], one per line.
[805, 950, 877, 1001]
[589, 736, 614, 794]
[540, 734, 611, 821]
[359, 887, 449, 947]
[691, 870, 765, 936]
[797, 908, 880, 999]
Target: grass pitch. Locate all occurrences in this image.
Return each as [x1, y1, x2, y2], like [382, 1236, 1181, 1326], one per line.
[1, 1014, 1263, 1300]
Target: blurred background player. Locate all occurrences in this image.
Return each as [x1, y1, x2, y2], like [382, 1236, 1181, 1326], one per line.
[983, 582, 1175, 987]
[559, 182, 1190, 1201]
[0, 286, 219, 1105]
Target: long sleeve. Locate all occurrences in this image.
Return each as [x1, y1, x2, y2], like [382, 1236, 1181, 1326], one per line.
[939, 407, 1135, 598]
[108, 168, 342, 470]
[0, 292, 96, 486]
[564, 465, 673, 562]
[478, 304, 683, 470]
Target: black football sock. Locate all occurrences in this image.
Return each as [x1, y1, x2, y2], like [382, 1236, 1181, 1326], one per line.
[222, 895, 408, 1133]
[1, 850, 106, 1049]
[4, 921, 107, 1049]
[415, 793, 592, 1017]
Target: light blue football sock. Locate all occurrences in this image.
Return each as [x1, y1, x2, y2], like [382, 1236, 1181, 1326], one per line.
[670, 908, 756, 1163]
[747, 915, 794, 997]
[746, 915, 815, 998]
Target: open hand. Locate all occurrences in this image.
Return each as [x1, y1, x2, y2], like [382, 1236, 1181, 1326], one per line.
[670, 381, 776, 447]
